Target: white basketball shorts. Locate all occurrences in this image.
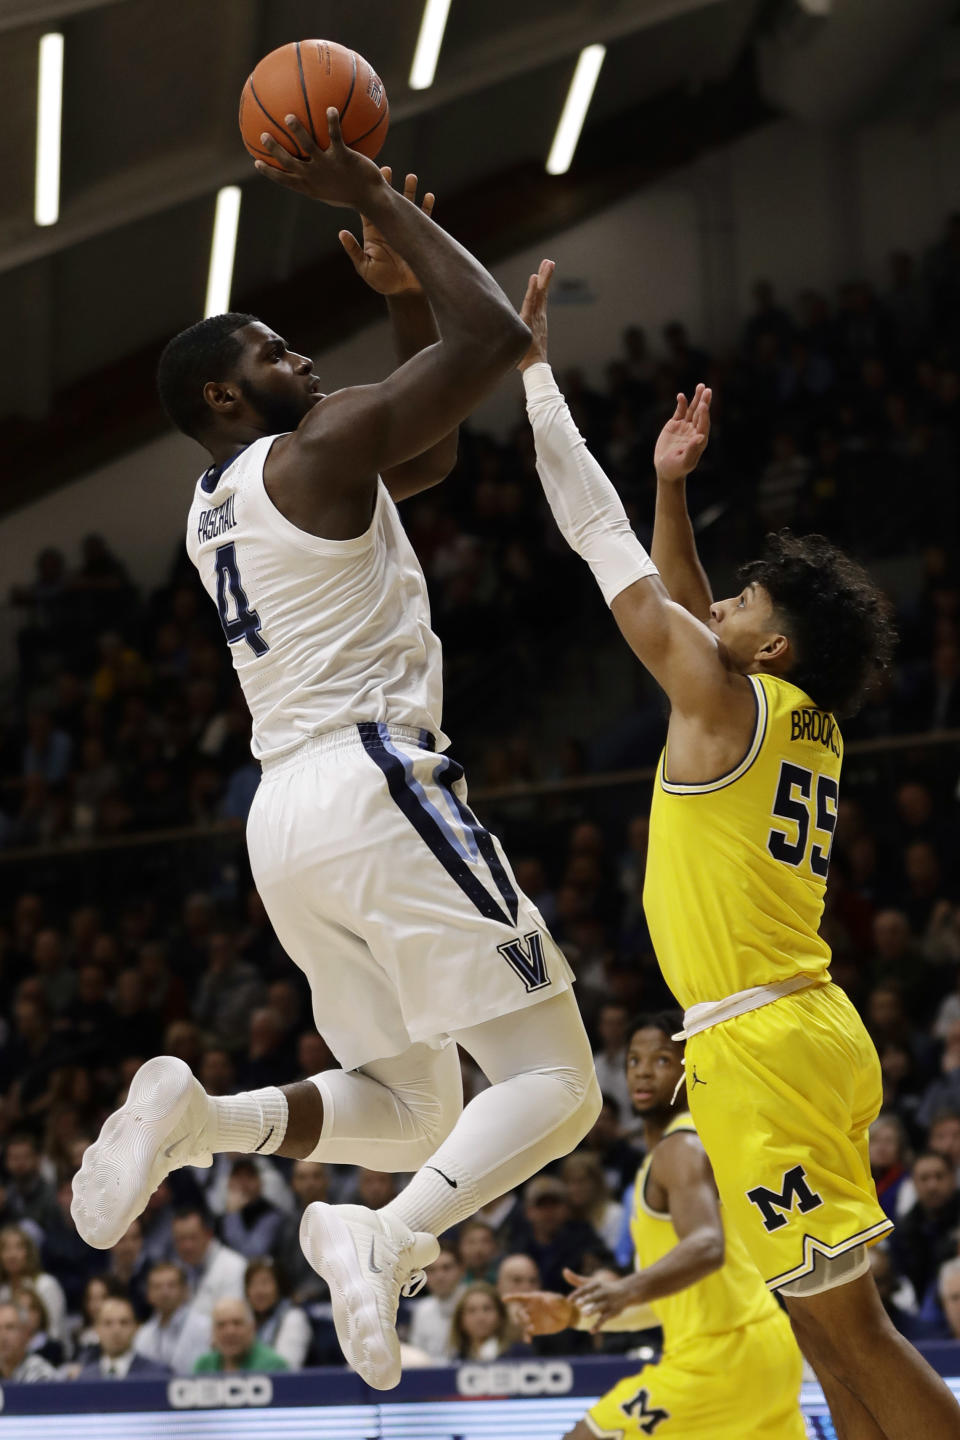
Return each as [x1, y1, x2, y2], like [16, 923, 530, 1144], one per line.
[246, 723, 574, 1071]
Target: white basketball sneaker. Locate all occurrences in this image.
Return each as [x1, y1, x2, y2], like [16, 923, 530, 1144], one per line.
[299, 1201, 439, 1389]
[71, 1055, 213, 1249]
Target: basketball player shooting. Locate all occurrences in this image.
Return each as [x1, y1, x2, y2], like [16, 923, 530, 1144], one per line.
[70, 113, 602, 1392]
[505, 1014, 805, 1440]
[516, 260, 960, 1439]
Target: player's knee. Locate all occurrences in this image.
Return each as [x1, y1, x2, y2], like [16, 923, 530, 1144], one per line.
[551, 1062, 602, 1148]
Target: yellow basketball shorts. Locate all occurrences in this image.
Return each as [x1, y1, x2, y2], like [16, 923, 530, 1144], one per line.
[584, 1309, 805, 1438]
[686, 981, 893, 1290]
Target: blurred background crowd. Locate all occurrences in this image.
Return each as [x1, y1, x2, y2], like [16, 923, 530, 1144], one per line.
[0, 216, 959, 1382]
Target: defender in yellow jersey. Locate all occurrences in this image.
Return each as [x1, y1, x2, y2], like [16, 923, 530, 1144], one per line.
[517, 262, 960, 1439]
[505, 1016, 804, 1439]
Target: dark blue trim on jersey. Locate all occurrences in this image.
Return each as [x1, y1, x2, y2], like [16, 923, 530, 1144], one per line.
[357, 722, 519, 927]
[200, 442, 253, 494]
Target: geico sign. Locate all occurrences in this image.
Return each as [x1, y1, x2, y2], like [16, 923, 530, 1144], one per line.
[457, 1361, 573, 1397]
[168, 1374, 273, 1408]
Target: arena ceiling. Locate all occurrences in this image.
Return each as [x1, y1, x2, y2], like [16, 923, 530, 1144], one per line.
[0, 0, 956, 510]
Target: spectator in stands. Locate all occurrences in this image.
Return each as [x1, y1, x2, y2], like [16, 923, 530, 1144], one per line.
[353, 1169, 397, 1212]
[2, 1131, 59, 1234]
[590, 1003, 633, 1124]
[244, 1258, 310, 1370]
[11, 1285, 64, 1367]
[450, 1282, 529, 1362]
[928, 1108, 960, 1181]
[870, 1113, 913, 1220]
[170, 1207, 246, 1317]
[457, 1220, 500, 1285]
[580, 1094, 643, 1196]
[194, 1296, 288, 1374]
[0, 1301, 58, 1382]
[938, 1257, 960, 1341]
[70, 1275, 117, 1367]
[279, 1161, 330, 1302]
[892, 1151, 960, 1297]
[237, 1008, 288, 1090]
[407, 1242, 465, 1361]
[77, 1295, 169, 1379]
[560, 1152, 625, 1252]
[918, 1021, 960, 1128]
[869, 1245, 923, 1342]
[134, 1262, 210, 1375]
[0, 1225, 66, 1341]
[221, 1159, 289, 1261]
[191, 932, 264, 1050]
[106, 1219, 151, 1319]
[503, 1176, 611, 1293]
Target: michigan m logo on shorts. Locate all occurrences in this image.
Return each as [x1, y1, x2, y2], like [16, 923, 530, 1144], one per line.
[621, 1385, 670, 1433]
[746, 1164, 824, 1233]
[498, 930, 550, 992]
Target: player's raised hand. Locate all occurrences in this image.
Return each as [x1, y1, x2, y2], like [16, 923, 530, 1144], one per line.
[653, 383, 712, 484]
[501, 1290, 577, 1340]
[518, 258, 556, 371]
[338, 168, 435, 296]
[563, 1266, 633, 1328]
[254, 108, 385, 210]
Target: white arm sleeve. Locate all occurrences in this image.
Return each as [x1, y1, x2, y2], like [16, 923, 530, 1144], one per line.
[523, 361, 659, 606]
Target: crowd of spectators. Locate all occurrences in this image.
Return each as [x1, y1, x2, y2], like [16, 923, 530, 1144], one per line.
[0, 218, 959, 1381]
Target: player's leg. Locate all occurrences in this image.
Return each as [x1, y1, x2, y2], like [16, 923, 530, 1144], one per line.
[297, 989, 599, 1389]
[784, 1271, 960, 1440]
[71, 1034, 463, 1248]
[562, 1425, 596, 1439]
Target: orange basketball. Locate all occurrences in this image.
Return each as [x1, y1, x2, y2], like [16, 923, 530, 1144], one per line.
[239, 39, 389, 168]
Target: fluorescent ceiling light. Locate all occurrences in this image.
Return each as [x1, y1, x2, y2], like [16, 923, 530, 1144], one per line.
[35, 32, 64, 227]
[204, 186, 242, 318]
[547, 43, 606, 176]
[409, 0, 452, 91]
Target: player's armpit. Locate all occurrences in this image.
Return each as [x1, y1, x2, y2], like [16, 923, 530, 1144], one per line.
[609, 577, 748, 728]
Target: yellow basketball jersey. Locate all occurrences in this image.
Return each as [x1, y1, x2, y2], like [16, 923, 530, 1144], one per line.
[630, 1112, 780, 1358]
[644, 671, 842, 1009]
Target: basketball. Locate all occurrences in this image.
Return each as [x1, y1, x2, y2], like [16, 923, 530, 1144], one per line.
[239, 39, 389, 168]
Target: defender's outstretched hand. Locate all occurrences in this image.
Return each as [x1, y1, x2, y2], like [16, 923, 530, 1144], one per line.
[338, 169, 436, 297]
[653, 384, 712, 483]
[518, 258, 556, 371]
[255, 108, 385, 211]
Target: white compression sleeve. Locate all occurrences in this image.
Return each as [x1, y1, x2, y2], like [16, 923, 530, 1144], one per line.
[523, 361, 659, 606]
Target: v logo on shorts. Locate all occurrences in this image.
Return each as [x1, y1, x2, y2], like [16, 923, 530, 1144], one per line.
[358, 723, 520, 927]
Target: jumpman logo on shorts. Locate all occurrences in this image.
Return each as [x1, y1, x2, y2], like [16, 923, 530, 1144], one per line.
[690, 1066, 707, 1089]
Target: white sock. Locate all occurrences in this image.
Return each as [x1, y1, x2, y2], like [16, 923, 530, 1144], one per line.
[201, 1087, 288, 1156]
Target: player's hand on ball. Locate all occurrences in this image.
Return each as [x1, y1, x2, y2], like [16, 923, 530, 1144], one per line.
[255, 108, 385, 210]
[653, 383, 712, 483]
[518, 258, 555, 371]
[501, 1290, 577, 1339]
[339, 168, 435, 297]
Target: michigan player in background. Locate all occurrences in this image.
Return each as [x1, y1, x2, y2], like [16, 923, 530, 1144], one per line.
[506, 1014, 805, 1439]
[517, 260, 960, 1439]
[72, 117, 603, 1392]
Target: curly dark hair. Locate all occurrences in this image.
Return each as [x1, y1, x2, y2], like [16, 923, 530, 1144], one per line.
[739, 531, 896, 718]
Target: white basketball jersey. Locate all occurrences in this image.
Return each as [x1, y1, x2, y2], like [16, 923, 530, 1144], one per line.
[185, 435, 447, 762]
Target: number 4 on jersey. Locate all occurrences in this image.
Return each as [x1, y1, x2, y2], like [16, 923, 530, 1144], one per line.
[214, 542, 269, 656]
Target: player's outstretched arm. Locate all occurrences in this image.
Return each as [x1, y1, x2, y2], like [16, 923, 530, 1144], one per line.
[652, 387, 714, 622]
[338, 168, 458, 502]
[257, 112, 527, 495]
[518, 262, 743, 727]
